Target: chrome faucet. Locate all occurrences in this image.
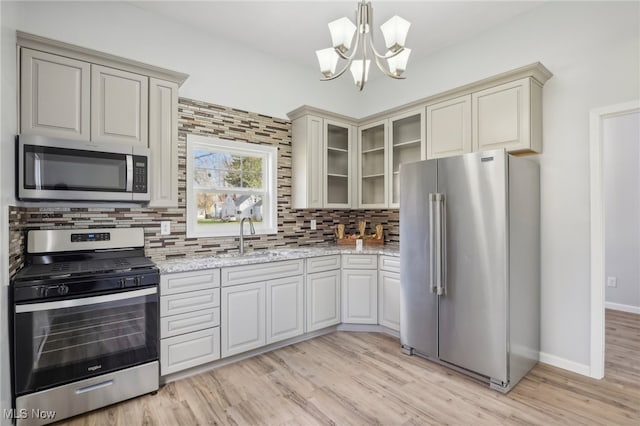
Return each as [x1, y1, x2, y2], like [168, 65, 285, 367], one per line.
[239, 217, 255, 255]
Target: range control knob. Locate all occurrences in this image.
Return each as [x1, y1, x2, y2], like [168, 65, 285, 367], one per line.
[57, 284, 69, 295]
[135, 276, 142, 286]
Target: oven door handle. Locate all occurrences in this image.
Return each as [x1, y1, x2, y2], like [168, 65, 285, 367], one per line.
[15, 287, 157, 313]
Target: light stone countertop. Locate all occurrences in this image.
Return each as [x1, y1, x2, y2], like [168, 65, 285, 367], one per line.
[156, 245, 400, 274]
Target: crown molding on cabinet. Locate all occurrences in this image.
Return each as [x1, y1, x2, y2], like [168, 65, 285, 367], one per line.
[287, 62, 553, 125]
[17, 31, 189, 86]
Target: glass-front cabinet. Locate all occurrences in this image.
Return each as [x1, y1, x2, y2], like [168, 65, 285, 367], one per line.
[325, 120, 352, 208]
[358, 120, 388, 208]
[388, 109, 425, 208]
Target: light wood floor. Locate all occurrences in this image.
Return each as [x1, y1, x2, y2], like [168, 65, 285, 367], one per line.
[61, 309, 639, 425]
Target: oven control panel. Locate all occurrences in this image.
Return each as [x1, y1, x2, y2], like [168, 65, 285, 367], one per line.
[71, 232, 110, 242]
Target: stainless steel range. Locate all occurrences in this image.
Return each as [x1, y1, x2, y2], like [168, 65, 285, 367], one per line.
[11, 228, 159, 426]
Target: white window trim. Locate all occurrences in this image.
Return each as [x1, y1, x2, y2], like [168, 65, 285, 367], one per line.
[186, 134, 278, 238]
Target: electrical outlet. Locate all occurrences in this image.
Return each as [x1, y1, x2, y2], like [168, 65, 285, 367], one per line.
[310, 219, 317, 230]
[160, 221, 171, 235]
[606, 277, 617, 287]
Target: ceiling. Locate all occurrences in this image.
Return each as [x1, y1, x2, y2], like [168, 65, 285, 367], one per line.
[130, 1, 546, 72]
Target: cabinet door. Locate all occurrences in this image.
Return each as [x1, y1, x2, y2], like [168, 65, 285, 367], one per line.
[388, 109, 425, 207]
[472, 78, 535, 153]
[291, 115, 323, 208]
[266, 275, 304, 344]
[378, 270, 400, 331]
[20, 48, 90, 140]
[324, 119, 353, 208]
[426, 95, 471, 159]
[148, 78, 178, 207]
[91, 65, 148, 145]
[306, 270, 341, 332]
[341, 269, 377, 324]
[221, 282, 265, 357]
[358, 120, 388, 208]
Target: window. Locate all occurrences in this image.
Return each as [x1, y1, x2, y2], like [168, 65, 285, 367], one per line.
[186, 134, 278, 237]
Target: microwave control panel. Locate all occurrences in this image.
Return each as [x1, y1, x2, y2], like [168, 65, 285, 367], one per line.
[133, 156, 148, 193]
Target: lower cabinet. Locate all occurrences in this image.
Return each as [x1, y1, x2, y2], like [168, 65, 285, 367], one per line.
[221, 281, 266, 357]
[267, 275, 304, 344]
[159, 269, 221, 376]
[378, 270, 400, 331]
[341, 269, 378, 324]
[306, 269, 341, 332]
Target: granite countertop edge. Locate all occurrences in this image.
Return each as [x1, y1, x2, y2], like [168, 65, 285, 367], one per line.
[156, 245, 400, 274]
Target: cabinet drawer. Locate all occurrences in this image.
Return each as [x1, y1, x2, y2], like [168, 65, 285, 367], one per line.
[342, 254, 378, 269]
[221, 259, 304, 287]
[160, 327, 220, 375]
[160, 307, 220, 338]
[379, 256, 400, 274]
[161, 289, 220, 317]
[161, 269, 220, 295]
[306, 255, 341, 274]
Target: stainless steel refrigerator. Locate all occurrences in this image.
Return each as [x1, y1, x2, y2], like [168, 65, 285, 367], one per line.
[400, 149, 540, 393]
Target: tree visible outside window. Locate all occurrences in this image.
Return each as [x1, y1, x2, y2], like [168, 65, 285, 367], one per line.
[187, 135, 277, 237]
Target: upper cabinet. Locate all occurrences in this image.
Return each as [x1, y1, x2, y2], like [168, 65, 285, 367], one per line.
[426, 95, 471, 159]
[91, 65, 148, 145]
[290, 108, 355, 209]
[358, 120, 388, 208]
[472, 78, 541, 153]
[17, 32, 188, 206]
[388, 109, 424, 207]
[20, 48, 90, 141]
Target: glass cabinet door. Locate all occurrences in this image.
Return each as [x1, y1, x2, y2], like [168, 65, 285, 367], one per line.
[389, 111, 424, 207]
[325, 121, 352, 207]
[359, 121, 388, 207]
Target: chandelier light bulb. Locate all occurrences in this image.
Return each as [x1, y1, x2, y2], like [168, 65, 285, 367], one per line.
[387, 48, 411, 77]
[316, 48, 340, 77]
[328, 17, 357, 53]
[380, 15, 411, 52]
[350, 59, 371, 86]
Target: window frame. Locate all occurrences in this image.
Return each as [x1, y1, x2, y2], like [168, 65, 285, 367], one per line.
[186, 134, 278, 238]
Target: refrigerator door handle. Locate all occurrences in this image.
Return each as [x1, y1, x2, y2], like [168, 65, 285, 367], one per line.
[435, 193, 445, 296]
[429, 193, 437, 293]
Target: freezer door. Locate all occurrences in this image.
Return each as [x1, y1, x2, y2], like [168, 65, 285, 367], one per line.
[437, 149, 508, 382]
[400, 160, 438, 358]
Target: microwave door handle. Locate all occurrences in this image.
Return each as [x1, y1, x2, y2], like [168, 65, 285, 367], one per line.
[126, 154, 133, 192]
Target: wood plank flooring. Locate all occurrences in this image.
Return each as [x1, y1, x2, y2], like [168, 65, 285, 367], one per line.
[61, 309, 639, 425]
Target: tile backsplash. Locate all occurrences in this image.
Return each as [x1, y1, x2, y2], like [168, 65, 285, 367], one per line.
[8, 97, 399, 275]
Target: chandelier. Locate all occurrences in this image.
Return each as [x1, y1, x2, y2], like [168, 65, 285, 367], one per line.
[315, 0, 411, 90]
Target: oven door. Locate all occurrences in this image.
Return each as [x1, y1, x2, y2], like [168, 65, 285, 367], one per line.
[13, 286, 158, 396]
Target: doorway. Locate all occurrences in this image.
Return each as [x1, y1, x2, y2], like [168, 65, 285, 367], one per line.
[589, 100, 640, 379]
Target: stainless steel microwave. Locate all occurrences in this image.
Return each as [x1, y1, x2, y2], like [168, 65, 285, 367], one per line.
[17, 134, 150, 202]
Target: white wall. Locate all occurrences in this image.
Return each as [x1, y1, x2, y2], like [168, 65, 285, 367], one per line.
[604, 112, 640, 311]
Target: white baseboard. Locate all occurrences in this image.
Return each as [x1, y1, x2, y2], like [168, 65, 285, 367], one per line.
[605, 301, 640, 314]
[539, 351, 590, 376]
[337, 323, 400, 338]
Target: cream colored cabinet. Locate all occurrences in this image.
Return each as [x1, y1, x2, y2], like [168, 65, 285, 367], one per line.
[20, 48, 90, 141]
[341, 255, 378, 324]
[266, 275, 304, 344]
[306, 269, 341, 332]
[91, 65, 148, 145]
[472, 77, 542, 153]
[291, 111, 355, 209]
[426, 95, 472, 159]
[159, 269, 221, 375]
[378, 269, 400, 331]
[388, 110, 425, 207]
[358, 119, 388, 208]
[148, 78, 179, 207]
[221, 281, 266, 357]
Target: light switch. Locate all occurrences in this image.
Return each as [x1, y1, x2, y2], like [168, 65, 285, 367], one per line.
[606, 277, 617, 287]
[310, 219, 317, 230]
[160, 221, 171, 235]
